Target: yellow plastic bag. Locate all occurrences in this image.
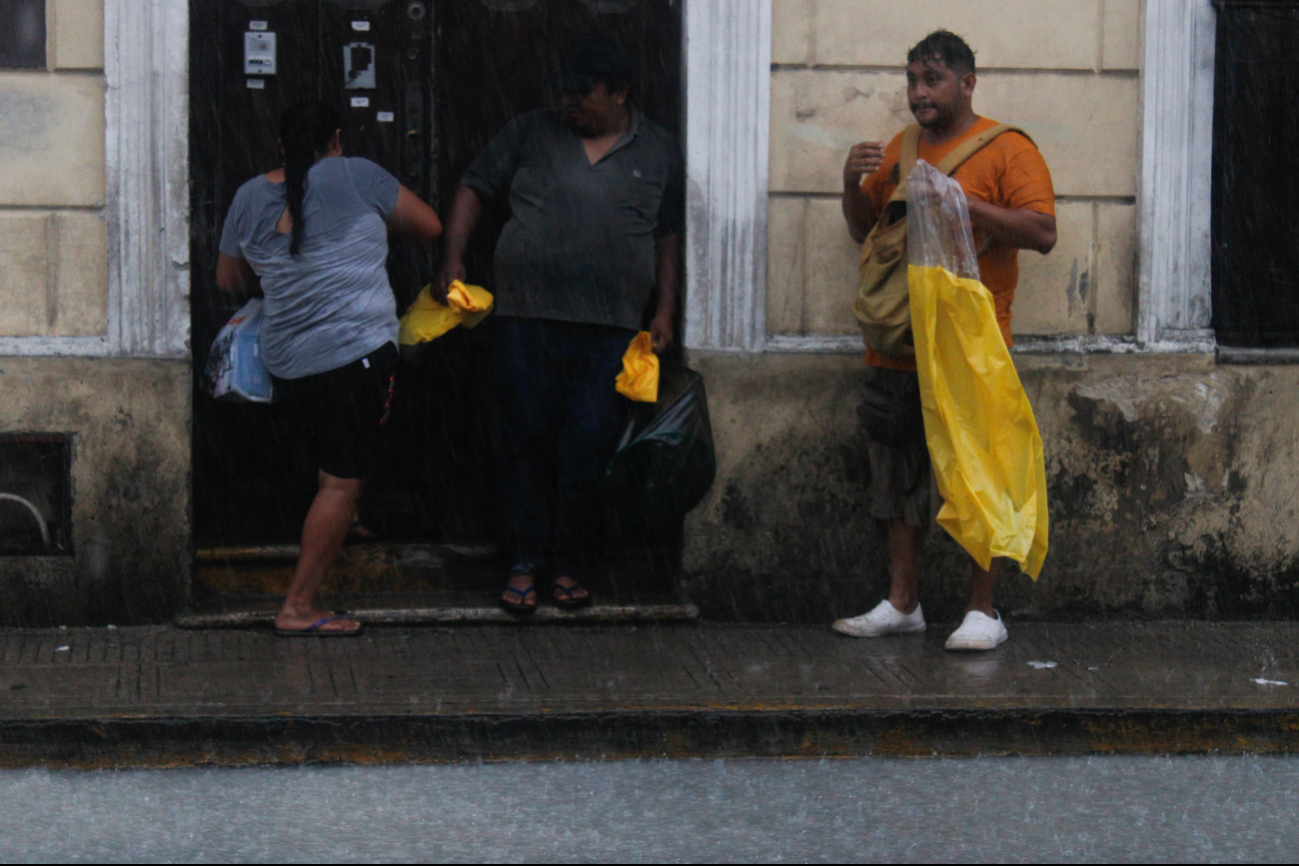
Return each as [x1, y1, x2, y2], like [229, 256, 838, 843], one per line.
[615, 331, 660, 403]
[903, 158, 1047, 579]
[398, 281, 494, 345]
[909, 263, 1049, 578]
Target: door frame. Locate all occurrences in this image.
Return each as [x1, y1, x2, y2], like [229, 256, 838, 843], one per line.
[104, 0, 191, 359]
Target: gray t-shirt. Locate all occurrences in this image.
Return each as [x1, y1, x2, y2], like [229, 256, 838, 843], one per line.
[219, 157, 401, 379]
[462, 107, 684, 331]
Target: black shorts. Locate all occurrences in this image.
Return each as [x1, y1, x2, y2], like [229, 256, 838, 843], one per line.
[272, 342, 397, 480]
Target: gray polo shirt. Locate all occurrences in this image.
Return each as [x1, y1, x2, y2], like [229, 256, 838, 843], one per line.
[461, 107, 684, 331]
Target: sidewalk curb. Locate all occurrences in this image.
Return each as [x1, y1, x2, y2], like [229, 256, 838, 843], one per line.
[174, 603, 700, 628]
[3, 708, 1297, 769]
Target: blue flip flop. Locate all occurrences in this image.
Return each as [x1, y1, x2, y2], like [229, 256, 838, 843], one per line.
[275, 615, 363, 637]
[499, 583, 537, 616]
[551, 580, 593, 611]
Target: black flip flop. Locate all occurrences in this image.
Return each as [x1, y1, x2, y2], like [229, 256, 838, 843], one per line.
[551, 580, 593, 611]
[499, 583, 537, 616]
[275, 615, 363, 638]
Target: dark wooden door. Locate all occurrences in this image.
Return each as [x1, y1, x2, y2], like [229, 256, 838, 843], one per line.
[1212, 3, 1299, 346]
[190, 0, 683, 548]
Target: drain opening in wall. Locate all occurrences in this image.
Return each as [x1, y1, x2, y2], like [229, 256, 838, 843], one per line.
[0, 434, 71, 556]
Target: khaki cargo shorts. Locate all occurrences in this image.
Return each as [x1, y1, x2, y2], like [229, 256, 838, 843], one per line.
[860, 367, 941, 527]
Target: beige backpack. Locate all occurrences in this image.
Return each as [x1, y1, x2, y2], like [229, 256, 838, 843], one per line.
[853, 123, 1032, 357]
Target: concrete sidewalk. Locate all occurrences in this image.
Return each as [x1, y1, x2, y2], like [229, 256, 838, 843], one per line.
[1, 620, 1297, 767]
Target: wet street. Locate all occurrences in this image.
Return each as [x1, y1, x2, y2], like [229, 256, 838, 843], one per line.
[0, 756, 1294, 862]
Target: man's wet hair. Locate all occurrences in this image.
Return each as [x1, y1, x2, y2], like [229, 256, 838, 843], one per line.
[907, 30, 976, 76]
[558, 34, 633, 96]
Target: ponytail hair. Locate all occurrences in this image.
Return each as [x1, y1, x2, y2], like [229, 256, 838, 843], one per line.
[279, 101, 342, 256]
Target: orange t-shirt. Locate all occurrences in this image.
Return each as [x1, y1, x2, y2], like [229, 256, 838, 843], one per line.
[860, 116, 1055, 371]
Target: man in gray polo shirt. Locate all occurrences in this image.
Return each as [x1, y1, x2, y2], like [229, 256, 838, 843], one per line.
[435, 35, 683, 614]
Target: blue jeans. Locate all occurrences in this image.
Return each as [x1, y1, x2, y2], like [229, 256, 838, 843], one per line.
[488, 316, 634, 578]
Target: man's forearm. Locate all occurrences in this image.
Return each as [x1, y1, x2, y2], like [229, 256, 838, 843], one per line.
[967, 199, 1057, 255]
[441, 185, 484, 264]
[654, 234, 680, 317]
[842, 183, 877, 244]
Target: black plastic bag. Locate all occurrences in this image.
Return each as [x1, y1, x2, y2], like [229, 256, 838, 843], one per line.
[602, 366, 716, 528]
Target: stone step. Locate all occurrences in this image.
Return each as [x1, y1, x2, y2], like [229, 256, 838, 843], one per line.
[194, 543, 501, 596]
[188, 543, 693, 625]
[194, 542, 682, 598]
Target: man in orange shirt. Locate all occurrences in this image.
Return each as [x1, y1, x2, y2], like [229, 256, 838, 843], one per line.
[833, 30, 1057, 651]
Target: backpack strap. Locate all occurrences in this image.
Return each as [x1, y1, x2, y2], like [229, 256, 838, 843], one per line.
[887, 125, 924, 204]
[935, 123, 1033, 175]
[886, 122, 1034, 203]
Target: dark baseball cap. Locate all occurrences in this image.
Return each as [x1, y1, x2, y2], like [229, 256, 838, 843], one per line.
[552, 35, 634, 91]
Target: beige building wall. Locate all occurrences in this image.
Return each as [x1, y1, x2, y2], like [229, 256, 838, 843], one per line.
[0, 0, 107, 339]
[767, 0, 1141, 339]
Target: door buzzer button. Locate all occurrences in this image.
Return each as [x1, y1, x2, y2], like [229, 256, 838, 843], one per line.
[244, 32, 277, 76]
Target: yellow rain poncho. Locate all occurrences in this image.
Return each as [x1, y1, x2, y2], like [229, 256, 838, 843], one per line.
[398, 281, 494, 345]
[909, 265, 1049, 578]
[616, 331, 660, 402]
[906, 160, 1049, 578]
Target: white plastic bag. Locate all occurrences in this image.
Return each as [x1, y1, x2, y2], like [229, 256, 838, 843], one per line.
[204, 299, 274, 404]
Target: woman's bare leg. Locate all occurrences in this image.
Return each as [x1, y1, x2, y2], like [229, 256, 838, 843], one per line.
[274, 470, 363, 633]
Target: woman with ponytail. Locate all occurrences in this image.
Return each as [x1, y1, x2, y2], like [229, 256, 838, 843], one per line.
[216, 101, 442, 636]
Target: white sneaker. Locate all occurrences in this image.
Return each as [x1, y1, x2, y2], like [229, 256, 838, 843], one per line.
[944, 610, 1008, 652]
[833, 600, 926, 638]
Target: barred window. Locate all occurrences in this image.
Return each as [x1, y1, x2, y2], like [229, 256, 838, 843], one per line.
[0, 0, 45, 69]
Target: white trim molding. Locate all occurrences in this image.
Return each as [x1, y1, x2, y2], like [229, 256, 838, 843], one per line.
[683, 0, 771, 353]
[0, 337, 111, 358]
[104, 0, 191, 358]
[761, 333, 1203, 357]
[763, 334, 862, 354]
[1136, 0, 1217, 353]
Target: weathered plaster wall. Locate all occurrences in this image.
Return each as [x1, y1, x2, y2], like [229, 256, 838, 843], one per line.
[0, 359, 190, 625]
[0, 3, 191, 624]
[0, 0, 108, 339]
[768, 0, 1140, 339]
[684, 352, 1299, 624]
